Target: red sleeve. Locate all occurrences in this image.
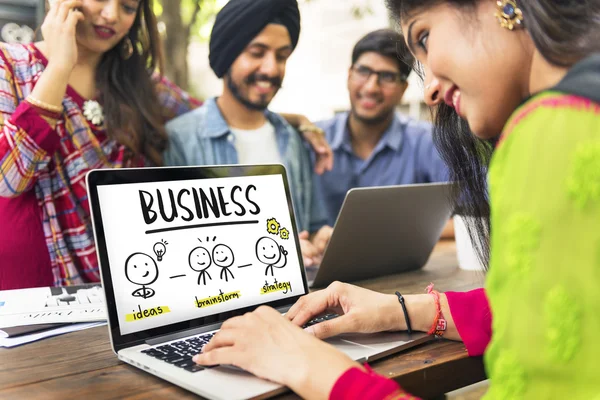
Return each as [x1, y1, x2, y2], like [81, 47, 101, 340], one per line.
[445, 288, 492, 356]
[330, 365, 421, 400]
[152, 73, 202, 122]
[9, 102, 61, 154]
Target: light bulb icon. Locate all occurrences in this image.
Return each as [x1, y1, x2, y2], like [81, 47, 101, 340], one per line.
[153, 239, 168, 262]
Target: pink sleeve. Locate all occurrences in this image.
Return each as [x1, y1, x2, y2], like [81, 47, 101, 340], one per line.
[330, 365, 421, 400]
[445, 288, 492, 356]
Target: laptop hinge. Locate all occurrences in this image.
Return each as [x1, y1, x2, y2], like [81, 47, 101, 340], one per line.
[145, 304, 293, 346]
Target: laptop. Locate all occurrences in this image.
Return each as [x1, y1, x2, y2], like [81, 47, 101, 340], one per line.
[309, 183, 454, 288]
[87, 165, 430, 400]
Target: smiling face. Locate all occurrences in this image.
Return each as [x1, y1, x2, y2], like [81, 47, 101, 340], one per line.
[400, 2, 534, 139]
[224, 24, 292, 111]
[256, 237, 281, 265]
[188, 247, 212, 272]
[348, 52, 407, 125]
[125, 252, 158, 285]
[212, 244, 235, 268]
[75, 0, 140, 57]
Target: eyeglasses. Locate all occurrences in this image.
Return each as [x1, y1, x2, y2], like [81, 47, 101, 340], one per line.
[350, 65, 406, 88]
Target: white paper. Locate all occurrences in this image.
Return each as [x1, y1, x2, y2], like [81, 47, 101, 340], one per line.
[0, 284, 107, 328]
[0, 322, 107, 348]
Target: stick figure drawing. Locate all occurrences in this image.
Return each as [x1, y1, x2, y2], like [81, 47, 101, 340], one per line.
[188, 246, 212, 285]
[212, 244, 236, 282]
[255, 237, 288, 276]
[125, 253, 159, 299]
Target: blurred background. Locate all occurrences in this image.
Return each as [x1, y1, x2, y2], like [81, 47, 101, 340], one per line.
[0, 0, 428, 122]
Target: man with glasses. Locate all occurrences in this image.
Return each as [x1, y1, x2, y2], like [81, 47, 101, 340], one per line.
[314, 29, 449, 228]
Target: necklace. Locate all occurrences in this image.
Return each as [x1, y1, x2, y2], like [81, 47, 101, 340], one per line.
[83, 99, 104, 126]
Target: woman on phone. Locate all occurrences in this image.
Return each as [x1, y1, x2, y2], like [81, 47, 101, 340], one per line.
[192, 1, 600, 399]
[0, 0, 197, 290]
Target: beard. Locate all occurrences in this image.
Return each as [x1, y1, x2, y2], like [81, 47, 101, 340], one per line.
[351, 104, 395, 125]
[225, 70, 282, 111]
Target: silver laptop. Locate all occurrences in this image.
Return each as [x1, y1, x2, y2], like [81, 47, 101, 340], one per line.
[87, 165, 429, 400]
[309, 183, 454, 288]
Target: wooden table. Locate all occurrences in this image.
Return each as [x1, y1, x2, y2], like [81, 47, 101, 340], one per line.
[0, 241, 487, 399]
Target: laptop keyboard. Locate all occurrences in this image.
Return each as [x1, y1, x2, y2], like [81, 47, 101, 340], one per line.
[140, 314, 339, 373]
[141, 331, 216, 373]
[302, 313, 339, 328]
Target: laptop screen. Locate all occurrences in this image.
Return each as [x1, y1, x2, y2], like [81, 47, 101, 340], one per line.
[91, 167, 307, 338]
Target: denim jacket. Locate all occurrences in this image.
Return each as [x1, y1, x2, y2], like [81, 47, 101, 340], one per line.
[164, 98, 327, 233]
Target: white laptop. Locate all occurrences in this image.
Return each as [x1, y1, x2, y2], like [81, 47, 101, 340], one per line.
[87, 164, 430, 400]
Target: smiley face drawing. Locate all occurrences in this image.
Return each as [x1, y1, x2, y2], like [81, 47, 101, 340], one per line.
[256, 237, 288, 277]
[212, 244, 235, 282]
[188, 246, 212, 285]
[125, 253, 159, 299]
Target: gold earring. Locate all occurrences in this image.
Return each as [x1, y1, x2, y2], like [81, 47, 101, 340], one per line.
[121, 36, 134, 60]
[495, 0, 523, 30]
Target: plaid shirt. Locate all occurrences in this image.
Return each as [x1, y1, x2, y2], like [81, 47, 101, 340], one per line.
[0, 43, 200, 287]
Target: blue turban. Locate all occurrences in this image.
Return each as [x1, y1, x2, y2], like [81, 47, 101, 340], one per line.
[209, 0, 301, 78]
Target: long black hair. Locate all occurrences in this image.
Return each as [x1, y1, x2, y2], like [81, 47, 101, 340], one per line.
[43, 0, 167, 165]
[95, 0, 168, 166]
[385, 0, 600, 269]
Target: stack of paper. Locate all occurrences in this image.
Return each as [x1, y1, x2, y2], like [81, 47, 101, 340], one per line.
[0, 284, 108, 347]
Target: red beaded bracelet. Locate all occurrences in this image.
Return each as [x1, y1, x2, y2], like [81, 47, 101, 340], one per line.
[426, 283, 447, 337]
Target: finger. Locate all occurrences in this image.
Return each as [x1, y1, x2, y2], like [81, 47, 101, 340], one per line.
[314, 152, 334, 175]
[193, 346, 239, 367]
[47, 0, 61, 18]
[302, 238, 319, 256]
[254, 305, 286, 322]
[306, 313, 357, 339]
[219, 314, 247, 331]
[202, 329, 238, 353]
[57, 0, 83, 22]
[287, 291, 331, 326]
[313, 237, 327, 253]
[305, 130, 328, 152]
[298, 230, 309, 240]
[65, 8, 85, 31]
[325, 147, 334, 171]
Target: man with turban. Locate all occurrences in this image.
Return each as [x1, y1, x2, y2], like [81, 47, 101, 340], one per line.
[165, 0, 332, 267]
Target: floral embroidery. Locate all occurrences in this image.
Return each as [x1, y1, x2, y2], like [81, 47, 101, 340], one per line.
[545, 286, 582, 363]
[504, 213, 541, 277]
[488, 351, 526, 399]
[597, 239, 600, 280]
[566, 142, 600, 209]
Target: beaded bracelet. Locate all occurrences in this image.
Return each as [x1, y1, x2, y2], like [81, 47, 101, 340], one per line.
[426, 283, 447, 337]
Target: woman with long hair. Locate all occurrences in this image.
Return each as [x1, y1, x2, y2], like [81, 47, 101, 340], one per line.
[0, 0, 200, 290]
[190, 1, 600, 398]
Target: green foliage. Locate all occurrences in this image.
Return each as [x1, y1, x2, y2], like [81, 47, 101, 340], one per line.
[154, 0, 371, 44]
[154, 0, 222, 42]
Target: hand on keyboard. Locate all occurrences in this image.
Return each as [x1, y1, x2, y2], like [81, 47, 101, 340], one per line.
[141, 332, 217, 373]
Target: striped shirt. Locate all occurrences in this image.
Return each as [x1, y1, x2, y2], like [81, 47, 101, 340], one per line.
[0, 43, 200, 288]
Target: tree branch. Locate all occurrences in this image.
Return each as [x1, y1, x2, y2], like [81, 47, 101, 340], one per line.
[185, 0, 203, 39]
